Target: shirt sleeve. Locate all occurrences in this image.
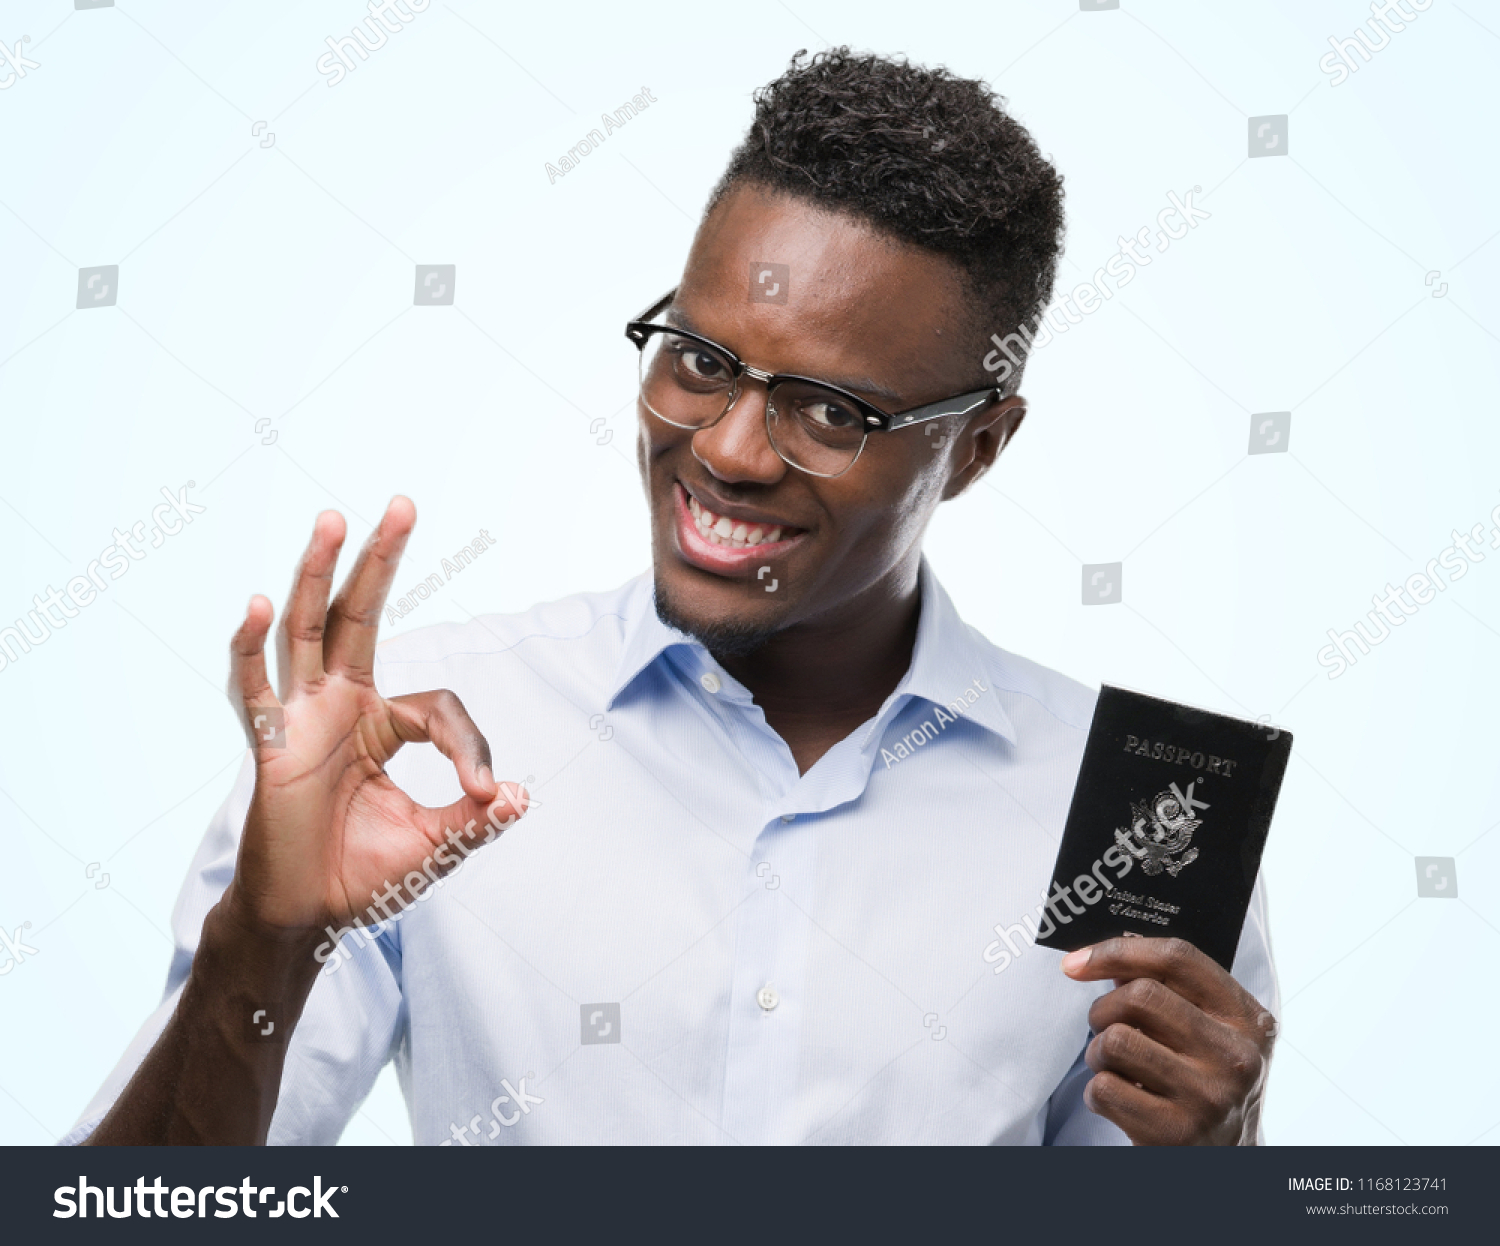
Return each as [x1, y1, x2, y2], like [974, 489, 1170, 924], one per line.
[1042, 872, 1280, 1146]
[60, 752, 406, 1146]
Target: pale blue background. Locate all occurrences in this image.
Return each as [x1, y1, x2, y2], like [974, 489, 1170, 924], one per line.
[1, 0, 1496, 1145]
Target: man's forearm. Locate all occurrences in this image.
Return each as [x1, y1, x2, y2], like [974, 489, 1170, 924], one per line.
[86, 895, 324, 1145]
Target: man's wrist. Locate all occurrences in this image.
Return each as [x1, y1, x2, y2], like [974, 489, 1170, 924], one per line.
[210, 884, 328, 959]
[188, 890, 326, 1040]
[86, 891, 327, 1145]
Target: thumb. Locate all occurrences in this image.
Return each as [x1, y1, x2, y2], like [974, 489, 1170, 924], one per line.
[415, 780, 532, 869]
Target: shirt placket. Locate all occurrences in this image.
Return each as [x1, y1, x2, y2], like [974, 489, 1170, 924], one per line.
[674, 652, 806, 1143]
[684, 653, 909, 1143]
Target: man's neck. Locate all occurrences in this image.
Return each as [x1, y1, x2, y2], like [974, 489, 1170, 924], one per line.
[716, 567, 923, 775]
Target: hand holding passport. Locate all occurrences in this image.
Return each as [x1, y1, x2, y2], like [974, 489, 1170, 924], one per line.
[1032, 685, 1292, 1144]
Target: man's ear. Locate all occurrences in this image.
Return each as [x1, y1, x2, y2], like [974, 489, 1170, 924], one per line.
[941, 396, 1026, 501]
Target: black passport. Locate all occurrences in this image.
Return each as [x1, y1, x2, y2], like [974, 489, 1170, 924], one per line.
[1033, 685, 1292, 969]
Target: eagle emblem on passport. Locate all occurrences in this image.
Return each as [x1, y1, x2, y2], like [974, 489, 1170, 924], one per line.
[1114, 781, 1209, 877]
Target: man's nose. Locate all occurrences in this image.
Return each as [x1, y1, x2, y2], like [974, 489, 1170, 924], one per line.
[691, 380, 787, 485]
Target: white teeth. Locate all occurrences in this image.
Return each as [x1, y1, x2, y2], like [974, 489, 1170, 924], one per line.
[688, 497, 792, 550]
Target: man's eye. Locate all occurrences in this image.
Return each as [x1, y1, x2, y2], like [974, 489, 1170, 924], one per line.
[676, 348, 727, 382]
[801, 399, 859, 430]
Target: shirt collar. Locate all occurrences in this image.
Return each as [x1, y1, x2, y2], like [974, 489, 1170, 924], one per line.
[606, 561, 1017, 747]
[889, 560, 1016, 747]
[606, 573, 698, 710]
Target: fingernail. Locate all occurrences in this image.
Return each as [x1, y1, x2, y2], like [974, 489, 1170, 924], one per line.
[1061, 948, 1091, 975]
[477, 764, 494, 791]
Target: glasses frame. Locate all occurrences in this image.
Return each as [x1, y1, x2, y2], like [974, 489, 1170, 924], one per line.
[624, 289, 1002, 478]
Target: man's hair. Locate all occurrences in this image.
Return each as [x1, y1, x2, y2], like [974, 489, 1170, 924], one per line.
[707, 48, 1065, 393]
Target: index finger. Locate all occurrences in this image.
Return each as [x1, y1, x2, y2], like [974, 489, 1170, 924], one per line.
[275, 509, 346, 695]
[323, 495, 417, 682]
[1060, 936, 1253, 1022]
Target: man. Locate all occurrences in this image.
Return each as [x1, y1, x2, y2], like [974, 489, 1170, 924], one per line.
[74, 49, 1276, 1146]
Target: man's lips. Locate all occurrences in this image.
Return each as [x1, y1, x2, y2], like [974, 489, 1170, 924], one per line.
[672, 482, 808, 574]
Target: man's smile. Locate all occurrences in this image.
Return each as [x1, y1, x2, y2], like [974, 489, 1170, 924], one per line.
[671, 481, 809, 575]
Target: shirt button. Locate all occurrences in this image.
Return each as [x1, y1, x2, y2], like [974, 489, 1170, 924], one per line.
[757, 985, 779, 1012]
[700, 672, 722, 694]
[780, 814, 795, 823]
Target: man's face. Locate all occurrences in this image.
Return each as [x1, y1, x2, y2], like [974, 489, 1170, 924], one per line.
[638, 185, 1021, 653]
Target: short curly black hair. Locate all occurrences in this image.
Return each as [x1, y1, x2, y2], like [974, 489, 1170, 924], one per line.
[707, 48, 1065, 394]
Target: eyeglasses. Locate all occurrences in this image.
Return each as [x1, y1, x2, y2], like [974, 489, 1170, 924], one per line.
[624, 289, 1001, 478]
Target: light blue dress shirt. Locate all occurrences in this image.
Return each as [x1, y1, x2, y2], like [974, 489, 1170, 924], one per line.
[67, 563, 1276, 1145]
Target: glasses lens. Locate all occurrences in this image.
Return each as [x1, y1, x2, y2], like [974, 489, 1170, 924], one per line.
[638, 331, 737, 429]
[766, 380, 868, 476]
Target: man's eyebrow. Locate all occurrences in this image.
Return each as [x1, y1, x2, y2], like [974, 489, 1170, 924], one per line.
[664, 305, 904, 404]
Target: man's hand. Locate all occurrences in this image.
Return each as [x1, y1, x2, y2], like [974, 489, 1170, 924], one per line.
[89, 497, 529, 1145]
[1061, 936, 1276, 1146]
[227, 497, 529, 935]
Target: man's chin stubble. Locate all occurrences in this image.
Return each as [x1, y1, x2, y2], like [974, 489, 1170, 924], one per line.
[653, 572, 781, 659]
